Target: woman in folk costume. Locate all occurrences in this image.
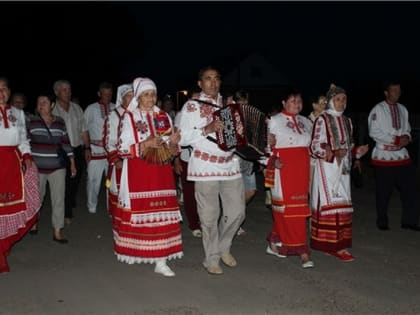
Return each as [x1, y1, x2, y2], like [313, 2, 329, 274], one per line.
[310, 84, 368, 262]
[265, 88, 315, 268]
[116, 77, 183, 277]
[0, 77, 41, 273]
[103, 84, 134, 217]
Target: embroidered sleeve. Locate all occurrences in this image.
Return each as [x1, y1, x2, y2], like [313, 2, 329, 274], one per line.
[17, 109, 31, 158]
[310, 116, 328, 160]
[104, 111, 121, 163]
[178, 101, 207, 147]
[399, 106, 412, 140]
[118, 112, 138, 159]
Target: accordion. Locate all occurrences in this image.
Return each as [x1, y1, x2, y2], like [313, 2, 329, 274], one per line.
[212, 103, 268, 161]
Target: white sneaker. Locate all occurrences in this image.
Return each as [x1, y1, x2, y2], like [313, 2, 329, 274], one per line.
[154, 261, 175, 277]
[265, 245, 286, 258]
[88, 208, 96, 214]
[192, 229, 202, 238]
[302, 260, 315, 269]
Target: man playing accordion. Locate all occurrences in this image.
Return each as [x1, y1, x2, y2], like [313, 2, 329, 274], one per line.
[178, 66, 246, 275]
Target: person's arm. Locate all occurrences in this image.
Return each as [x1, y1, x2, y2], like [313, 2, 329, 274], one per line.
[82, 130, 91, 162]
[17, 109, 32, 172]
[80, 106, 91, 161]
[310, 115, 333, 162]
[104, 111, 123, 168]
[397, 106, 412, 147]
[178, 101, 214, 147]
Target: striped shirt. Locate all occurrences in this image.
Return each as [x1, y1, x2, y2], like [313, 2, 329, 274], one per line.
[27, 115, 74, 173]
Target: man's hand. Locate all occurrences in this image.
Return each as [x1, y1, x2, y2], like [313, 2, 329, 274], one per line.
[353, 159, 362, 173]
[84, 148, 92, 162]
[204, 120, 224, 134]
[356, 144, 369, 158]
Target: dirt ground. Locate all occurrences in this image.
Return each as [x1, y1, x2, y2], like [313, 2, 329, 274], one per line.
[1, 166, 420, 315]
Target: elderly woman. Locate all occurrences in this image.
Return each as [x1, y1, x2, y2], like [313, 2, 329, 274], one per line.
[0, 77, 40, 273]
[104, 84, 134, 217]
[310, 84, 368, 262]
[27, 93, 76, 243]
[116, 77, 183, 277]
[265, 88, 314, 268]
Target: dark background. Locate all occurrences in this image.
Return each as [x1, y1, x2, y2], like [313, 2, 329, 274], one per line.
[2, 1, 420, 115]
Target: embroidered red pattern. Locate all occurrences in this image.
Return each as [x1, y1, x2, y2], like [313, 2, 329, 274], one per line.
[193, 150, 233, 163]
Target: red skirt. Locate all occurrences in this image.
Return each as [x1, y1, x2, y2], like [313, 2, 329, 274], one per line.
[0, 148, 40, 256]
[310, 211, 352, 253]
[269, 147, 311, 256]
[113, 158, 183, 264]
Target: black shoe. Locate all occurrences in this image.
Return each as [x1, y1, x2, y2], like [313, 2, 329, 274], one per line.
[29, 229, 38, 235]
[376, 223, 390, 231]
[53, 236, 69, 244]
[401, 224, 420, 231]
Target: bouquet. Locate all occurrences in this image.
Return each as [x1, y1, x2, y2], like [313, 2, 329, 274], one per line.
[141, 111, 174, 165]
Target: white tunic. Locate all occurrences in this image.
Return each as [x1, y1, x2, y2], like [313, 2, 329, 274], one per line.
[105, 106, 125, 157]
[368, 101, 411, 166]
[178, 92, 241, 181]
[84, 102, 116, 158]
[0, 106, 30, 155]
[268, 111, 312, 150]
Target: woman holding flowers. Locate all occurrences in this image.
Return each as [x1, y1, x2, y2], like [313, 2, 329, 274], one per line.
[115, 77, 183, 277]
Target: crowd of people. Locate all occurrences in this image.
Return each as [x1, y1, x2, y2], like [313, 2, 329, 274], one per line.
[1, 67, 419, 276]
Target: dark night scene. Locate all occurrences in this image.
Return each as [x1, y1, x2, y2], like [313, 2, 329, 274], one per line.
[1, 2, 420, 315]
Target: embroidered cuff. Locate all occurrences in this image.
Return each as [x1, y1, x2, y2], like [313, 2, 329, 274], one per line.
[393, 136, 401, 145]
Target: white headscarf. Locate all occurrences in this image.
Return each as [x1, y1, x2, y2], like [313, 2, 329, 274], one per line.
[115, 84, 133, 108]
[326, 84, 346, 117]
[127, 77, 157, 112]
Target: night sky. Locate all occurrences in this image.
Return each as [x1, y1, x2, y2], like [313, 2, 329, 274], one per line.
[2, 2, 420, 114]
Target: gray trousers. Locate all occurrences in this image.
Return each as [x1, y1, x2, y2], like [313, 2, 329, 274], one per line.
[195, 177, 245, 267]
[39, 169, 66, 229]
